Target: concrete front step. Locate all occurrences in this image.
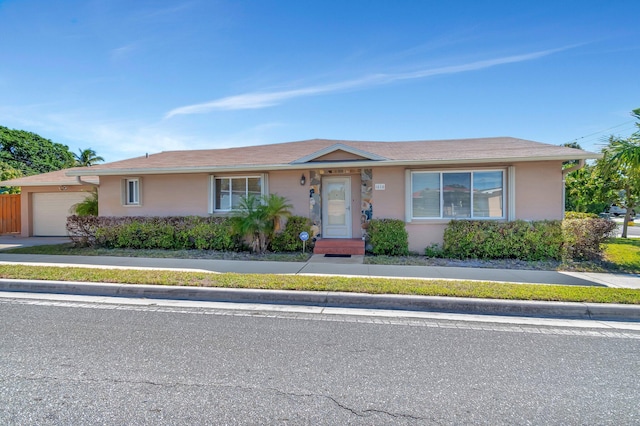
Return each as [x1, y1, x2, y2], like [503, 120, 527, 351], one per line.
[313, 238, 365, 255]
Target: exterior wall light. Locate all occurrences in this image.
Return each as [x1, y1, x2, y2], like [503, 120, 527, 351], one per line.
[300, 173, 306, 186]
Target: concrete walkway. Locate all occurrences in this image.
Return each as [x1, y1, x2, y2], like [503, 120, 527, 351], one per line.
[0, 235, 638, 288]
[0, 236, 639, 322]
[0, 251, 638, 288]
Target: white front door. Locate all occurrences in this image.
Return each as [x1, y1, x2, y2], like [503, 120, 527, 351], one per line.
[322, 176, 352, 238]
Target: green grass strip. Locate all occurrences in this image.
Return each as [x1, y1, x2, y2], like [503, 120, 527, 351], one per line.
[604, 238, 640, 274]
[0, 264, 638, 304]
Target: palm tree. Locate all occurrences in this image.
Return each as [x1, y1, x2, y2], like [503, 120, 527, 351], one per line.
[71, 189, 98, 216]
[74, 148, 105, 167]
[263, 193, 293, 233]
[602, 136, 640, 238]
[231, 194, 292, 253]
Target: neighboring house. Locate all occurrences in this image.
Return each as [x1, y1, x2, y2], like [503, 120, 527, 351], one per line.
[1, 138, 598, 251]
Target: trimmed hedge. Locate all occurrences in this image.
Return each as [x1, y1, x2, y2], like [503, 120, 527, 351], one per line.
[565, 211, 598, 219]
[67, 216, 239, 251]
[67, 215, 617, 261]
[442, 220, 564, 261]
[270, 216, 314, 252]
[441, 219, 617, 261]
[562, 218, 617, 261]
[367, 218, 409, 256]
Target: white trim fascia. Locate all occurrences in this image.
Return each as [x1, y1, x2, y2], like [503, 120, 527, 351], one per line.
[405, 170, 412, 223]
[208, 175, 214, 214]
[290, 143, 387, 164]
[262, 172, 269, 196]
[508, 166, 516, 220]
[0, 181, 88, 187]
[65, 154, 602, 177]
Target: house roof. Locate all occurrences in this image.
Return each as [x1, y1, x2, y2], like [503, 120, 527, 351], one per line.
[0, 167, 99, 187]
[65, 137, 600, 177]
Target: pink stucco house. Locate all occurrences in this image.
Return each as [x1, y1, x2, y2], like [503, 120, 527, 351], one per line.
[3, 137, 597, 252]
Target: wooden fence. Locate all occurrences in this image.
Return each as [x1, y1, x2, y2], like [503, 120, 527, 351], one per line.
[0, 194, 21, 234]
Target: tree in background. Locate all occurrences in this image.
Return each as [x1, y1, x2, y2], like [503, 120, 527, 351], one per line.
[562, 141, 583, 168]
[563, 141, 610, 214]
[0, 161, 23, 194]
[597, 108, 640, 238]
[74, 148, 105, 167]
[0, 126, 76, 175]
[564, 163, 610, 214]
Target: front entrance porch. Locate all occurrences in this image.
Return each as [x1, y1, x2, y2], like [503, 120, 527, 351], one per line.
[313, 238, 365, 255]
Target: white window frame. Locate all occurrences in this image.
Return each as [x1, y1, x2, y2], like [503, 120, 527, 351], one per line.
[210, 174, 266, 213]
[408, 169, 505, 220]
[122, 178, 141, 206]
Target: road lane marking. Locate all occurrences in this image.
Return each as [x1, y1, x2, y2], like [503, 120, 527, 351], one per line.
[2, 291, 640, 338]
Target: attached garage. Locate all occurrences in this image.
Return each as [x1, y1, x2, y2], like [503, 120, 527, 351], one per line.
[0, 168, 98, 237]
[32, 192, 91, 236]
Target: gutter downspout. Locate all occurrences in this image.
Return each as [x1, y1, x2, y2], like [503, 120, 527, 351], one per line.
[76, 176, 99, 187]
[562, 159, 585, 177]
[562, 159, 585, 217]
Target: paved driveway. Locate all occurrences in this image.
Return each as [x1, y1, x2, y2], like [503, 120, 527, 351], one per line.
[0, 236, 71, 251]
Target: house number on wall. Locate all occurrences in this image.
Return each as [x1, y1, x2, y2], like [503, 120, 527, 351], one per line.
[374, 184, 385, 190]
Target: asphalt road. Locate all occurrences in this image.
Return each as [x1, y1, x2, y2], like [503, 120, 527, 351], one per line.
[614, 217, 640, 238]
[1, 296, 639, 425]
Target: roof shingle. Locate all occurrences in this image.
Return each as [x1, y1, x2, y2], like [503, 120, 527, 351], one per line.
[66, 137, 599, 176]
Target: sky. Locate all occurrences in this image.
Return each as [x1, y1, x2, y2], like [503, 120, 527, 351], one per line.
[0, 0, 639, 163]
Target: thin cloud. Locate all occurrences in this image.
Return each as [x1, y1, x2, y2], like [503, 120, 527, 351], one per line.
[110, 43, 139, 61]
[165, 47, 571, 118]
[141, 2, 195, 19]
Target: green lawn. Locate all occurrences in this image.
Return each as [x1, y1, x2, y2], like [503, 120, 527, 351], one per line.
[603, 238, 640, 274]
[2, 244, 312, 262]
[0, 238, 638, 305]
[0, 264, 638, 304]
[3, 238, 639, 273]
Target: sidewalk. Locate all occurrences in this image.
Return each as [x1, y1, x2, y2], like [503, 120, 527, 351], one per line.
[0, 238, 639, 322]
[0, 252, 639, 288]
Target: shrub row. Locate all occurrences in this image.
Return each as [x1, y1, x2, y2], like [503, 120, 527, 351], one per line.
[442, 220, 564, 261]
[67, 216, 239, 250]
[366, 218, 409, 256]
[67, 215, 313, 252]
[68, 215, 616, 261]
[440, 218, 616, 261]
[562, 218, 617, 261]
[270, 216, 314, 252]
[564, 211, 598, 219]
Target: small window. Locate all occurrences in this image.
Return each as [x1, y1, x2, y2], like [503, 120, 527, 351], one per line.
[124, 178, 140, 206]
[212, 176, 263, 212]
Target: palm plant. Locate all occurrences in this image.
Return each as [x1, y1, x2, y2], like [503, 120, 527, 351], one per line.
[72, 189, 99, 216]
[263, 193, 293, 232]
[74, 148, 105, 167]
[601, 136, 640, 238]
[231, 194, 292, 253]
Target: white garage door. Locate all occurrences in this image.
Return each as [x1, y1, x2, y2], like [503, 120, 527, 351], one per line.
[32, 192, 90, 236]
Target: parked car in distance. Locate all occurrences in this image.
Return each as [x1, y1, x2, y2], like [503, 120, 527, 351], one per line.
[607, 204, 636, 217]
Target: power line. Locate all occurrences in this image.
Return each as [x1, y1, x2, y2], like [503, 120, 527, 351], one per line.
[565, 120, 635, 145]
[580, 125, 637, 144]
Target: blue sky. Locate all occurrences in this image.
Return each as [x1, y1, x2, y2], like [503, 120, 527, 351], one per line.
[1, 0, 638, 162]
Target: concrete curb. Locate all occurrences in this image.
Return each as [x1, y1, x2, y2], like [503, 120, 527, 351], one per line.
[1, 278, 639, 322]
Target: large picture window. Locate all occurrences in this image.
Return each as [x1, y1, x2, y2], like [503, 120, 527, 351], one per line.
[213, 176, 263, 211]
[411, 170, 504, 219]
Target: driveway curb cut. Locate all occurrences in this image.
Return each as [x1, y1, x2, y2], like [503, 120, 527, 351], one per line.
[1, 279, 639, 322]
